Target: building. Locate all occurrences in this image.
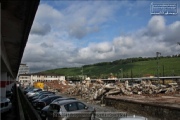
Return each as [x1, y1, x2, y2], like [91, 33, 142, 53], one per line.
[18, 73, 65, 87]
[16, 64, 30, 81]
[18, 74, 31, 87]
[18, 64, 30, 75]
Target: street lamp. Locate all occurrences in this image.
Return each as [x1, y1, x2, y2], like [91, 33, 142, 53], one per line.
[156, 52, 161, 83]
[119, 68, 123, 81]
[81, 66, 83, 99]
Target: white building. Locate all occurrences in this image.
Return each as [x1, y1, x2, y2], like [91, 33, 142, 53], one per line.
[18, 73, 65, 87]
[17, 64, 29, 81]
[18, 74, 31, 86]
[18, 64, 29, 74]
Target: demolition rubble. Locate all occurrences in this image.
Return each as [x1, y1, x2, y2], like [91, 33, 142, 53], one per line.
[44, 79, 179, 102]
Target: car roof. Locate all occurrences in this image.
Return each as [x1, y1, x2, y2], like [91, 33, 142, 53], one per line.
[40, 95, 61, 101]
[54, 97, 76, 100]
[51, 99, 80, 106]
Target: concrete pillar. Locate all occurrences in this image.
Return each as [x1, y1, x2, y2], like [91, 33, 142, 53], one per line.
[1, 72, 7, 97]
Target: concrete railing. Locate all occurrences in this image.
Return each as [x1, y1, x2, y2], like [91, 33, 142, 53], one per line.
[17, 87, 42, 120]
[16, 85, 25, 120]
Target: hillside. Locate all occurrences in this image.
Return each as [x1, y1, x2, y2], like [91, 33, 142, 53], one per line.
[41, 56, 180, 79]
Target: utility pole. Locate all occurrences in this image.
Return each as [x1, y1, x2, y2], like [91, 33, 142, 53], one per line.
[131, 69, 133, 82]
[81, 66, 83, 99]
[162, 65, 165, 84]
[156, 52, 161, 84]
[119, 68, 123, 81]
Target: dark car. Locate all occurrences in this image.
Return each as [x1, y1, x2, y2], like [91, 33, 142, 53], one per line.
[34, 95, 62, 110]
[32, 95, 55, 107]
[40, 97, 76, 120]
[30, 94, 54, 103]
[28, 91, 55, 102]
[24, 87, 34, 94]
[6, 91, 13, 100]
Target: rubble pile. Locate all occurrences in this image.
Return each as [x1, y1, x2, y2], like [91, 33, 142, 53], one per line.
[44, 80, 71, 93]
[65, 80, 178, 101]
[44, 79, 178, 102]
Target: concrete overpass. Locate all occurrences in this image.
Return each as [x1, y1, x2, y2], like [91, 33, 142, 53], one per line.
[1, 1, 40, 97]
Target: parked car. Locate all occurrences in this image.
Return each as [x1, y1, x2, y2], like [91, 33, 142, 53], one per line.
[34, 95, 62, 110]
[6, 90, 13, 100]
[26, 88, 42, 97]
[0, 97, 12, 114]
[30, 94, 55, 103]
[119, 115, 148, 120]
[47, 100, 96, 120]
[28, 91, 55, 102]
[24, 87, 34, 94]
[32, 95, 55, 107]
[40, 97, 76, 119]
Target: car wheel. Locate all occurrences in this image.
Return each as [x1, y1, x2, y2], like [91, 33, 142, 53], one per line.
[90, 113, 95, 120]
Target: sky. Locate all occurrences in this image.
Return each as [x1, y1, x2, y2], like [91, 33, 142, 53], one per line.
[21, 0, 180, 73]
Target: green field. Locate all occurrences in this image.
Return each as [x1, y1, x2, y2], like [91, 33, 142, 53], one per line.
[41, 57, 180, 78]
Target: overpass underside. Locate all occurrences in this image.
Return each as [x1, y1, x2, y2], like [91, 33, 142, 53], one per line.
[1, 0, 40, 119]
[1, 0, 39, 97]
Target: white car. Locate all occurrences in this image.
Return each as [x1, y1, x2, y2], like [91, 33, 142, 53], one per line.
[26, 88, 42, 97]
[119, 115, 148, 120]
[0, 97, 12, 114]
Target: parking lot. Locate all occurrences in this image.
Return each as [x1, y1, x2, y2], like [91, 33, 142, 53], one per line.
[23, 87, 161, 120]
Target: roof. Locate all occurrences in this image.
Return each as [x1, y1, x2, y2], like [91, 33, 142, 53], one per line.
[1, 0, 40, 78]
[51, 100, 80, 105]
[18, 73, 65, 76]
[31, 72, 64, 76]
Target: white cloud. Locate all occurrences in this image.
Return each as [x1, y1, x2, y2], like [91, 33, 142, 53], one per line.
[22, 2, 180, 73]
[147, 16, 165, 35]
[31, 22, 51, 36]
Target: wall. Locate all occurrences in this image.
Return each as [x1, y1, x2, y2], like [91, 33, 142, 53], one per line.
[104, 97, 180, 120]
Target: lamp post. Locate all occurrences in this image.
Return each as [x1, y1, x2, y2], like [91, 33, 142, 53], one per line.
[81, 66, 83, 99]
[119, 68, 123, 81]
[156, 52, 161, 84]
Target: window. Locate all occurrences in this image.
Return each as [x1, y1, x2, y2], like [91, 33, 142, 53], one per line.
[50, 104, 60, 112]
[64, 102, 78, 111]
[77, 102, 86, 110]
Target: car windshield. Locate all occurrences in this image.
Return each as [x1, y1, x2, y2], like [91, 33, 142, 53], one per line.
[49, 104, 61, 112]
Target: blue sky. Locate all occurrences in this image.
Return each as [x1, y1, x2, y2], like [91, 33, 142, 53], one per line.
[22, 0, 180, 72]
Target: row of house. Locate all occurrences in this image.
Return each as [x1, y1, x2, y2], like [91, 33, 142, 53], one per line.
[18, 73, 65, 87]
[17, 64, 65, 87]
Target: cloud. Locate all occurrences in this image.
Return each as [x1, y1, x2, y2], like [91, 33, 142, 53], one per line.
[32, 2, 118, 39]
[69, 16, 180, 63]
[147, 16, 165, 35]
[163, 21, 180, 44]
[22, 2, 180, 73]
[30, 22, 51, 36]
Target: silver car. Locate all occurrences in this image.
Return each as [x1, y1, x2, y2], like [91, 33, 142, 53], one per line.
[47, 100, 96, 120]
[119, 115, 148, 120]
[0, 97, 12, 114]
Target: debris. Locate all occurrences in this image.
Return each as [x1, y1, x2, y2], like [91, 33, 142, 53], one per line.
[44, 79, 179, 103]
